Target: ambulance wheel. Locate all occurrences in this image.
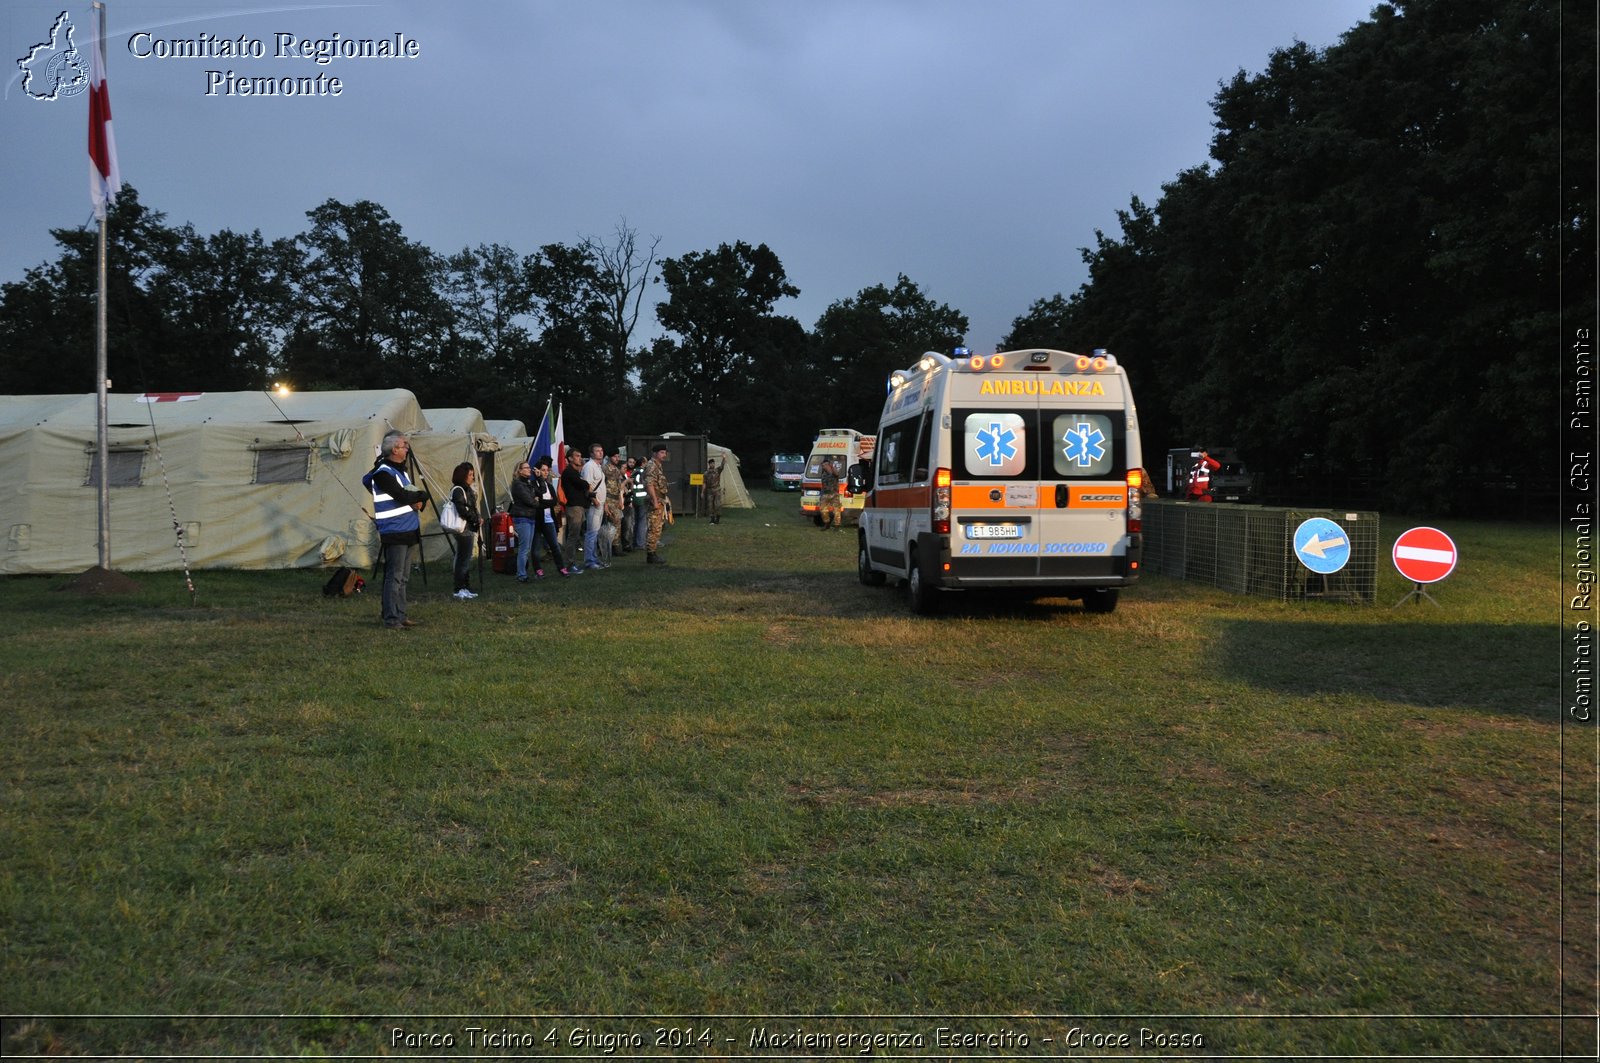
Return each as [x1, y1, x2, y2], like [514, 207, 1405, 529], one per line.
[1081, 588, 1119, 613]
[858, 540, 886, 586]
[907, 554, 940, 614]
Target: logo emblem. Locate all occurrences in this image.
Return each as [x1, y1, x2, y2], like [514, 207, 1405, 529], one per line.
[975, 421, 1018, 466]
[964, 413, 1026, 476]
[16, 12, 88, 101]
[1062, 421, 1107, 467]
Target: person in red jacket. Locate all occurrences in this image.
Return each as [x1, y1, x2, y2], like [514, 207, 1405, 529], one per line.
[1187, 446, 1221, 503]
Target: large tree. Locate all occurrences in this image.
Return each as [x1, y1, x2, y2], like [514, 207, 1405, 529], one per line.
[1007, 0, 1576, 512]
[280, 199, 450, 392]
[439, 242, 539, 415]
[810, 274, 968, 432]
[648, 241, 802, 448]
[0, 187, 292, 394]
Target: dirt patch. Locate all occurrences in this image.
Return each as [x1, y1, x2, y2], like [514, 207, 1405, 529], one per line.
[55, 566, 140, 596]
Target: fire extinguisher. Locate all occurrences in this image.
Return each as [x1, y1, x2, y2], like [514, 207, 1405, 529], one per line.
[490, 511, 514, 573]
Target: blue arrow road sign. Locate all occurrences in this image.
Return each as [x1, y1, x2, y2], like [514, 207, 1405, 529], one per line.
[1294, 517, 1351, 575]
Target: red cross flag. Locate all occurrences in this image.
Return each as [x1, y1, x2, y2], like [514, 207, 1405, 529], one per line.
[1392, 526, 1458, 585]
[88, 3, 122, 221]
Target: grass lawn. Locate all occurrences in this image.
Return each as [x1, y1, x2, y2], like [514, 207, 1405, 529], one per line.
[1, 507, 1591, 1057]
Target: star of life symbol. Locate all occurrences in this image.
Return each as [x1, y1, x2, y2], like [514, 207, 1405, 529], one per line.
[16, 12, 88, 101]
[1062, 421, 1107, 467]
[974, 421, 1019, 467]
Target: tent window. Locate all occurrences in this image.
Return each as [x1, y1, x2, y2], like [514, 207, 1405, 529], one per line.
[85, 448, 145, 488]
[254, 446, 312, 484]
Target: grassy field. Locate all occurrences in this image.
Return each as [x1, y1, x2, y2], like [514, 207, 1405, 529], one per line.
[1, 507, 1591, 1058]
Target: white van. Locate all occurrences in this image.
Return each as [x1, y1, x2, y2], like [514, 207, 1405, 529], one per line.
[856, 348, 1145, 613]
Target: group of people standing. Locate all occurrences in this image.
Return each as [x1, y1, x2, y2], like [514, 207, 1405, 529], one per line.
[363, 430, 680, 629]
[504, 442, 673, 582]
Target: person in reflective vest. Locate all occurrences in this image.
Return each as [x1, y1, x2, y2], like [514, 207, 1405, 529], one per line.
[1187, 446, 1221, 503]
[361, 430, 428, 628]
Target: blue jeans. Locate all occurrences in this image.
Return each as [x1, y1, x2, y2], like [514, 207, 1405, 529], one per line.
[583, 503, 603, 566]
[381, 541, 413, 626]
[513, 516, 535, 578]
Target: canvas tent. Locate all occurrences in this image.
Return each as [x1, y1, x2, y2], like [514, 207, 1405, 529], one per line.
[706, 441, 754, 510]
[0, 389, 485, 575]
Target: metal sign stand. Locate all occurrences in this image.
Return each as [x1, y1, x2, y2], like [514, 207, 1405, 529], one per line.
[1393, 581, 1440, 608]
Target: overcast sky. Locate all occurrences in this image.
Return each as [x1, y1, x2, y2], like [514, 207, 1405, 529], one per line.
[3, 0, 1375, 354]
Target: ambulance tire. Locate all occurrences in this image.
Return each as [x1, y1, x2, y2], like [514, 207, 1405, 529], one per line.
[1081, 588, 1119, 613]
[858, 539, 886, 586]
[907, 551, 940, 615]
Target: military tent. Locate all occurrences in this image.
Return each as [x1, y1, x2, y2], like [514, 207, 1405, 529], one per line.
[0, 389, 469, 575]
[706, 441, 755, 510]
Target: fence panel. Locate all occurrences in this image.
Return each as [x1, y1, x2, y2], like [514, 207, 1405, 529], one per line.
[1143, 501, 1378, 604]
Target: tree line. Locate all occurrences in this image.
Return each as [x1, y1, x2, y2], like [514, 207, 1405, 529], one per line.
[2, 0, 1586, 514]
[0, 190, 968, 476]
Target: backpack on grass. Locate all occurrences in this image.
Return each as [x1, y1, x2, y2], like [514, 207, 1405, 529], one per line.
[322, 567, 364, 597]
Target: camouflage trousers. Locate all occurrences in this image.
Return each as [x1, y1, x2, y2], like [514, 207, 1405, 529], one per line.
[647, 506, 667, 552]
[820, 493, 842, 527]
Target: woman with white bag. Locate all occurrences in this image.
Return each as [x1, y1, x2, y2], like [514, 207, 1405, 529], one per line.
[445, 463, 482, 599]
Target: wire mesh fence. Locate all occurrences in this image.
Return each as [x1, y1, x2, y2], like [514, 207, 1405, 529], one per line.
[1143, 501, 1380, 604]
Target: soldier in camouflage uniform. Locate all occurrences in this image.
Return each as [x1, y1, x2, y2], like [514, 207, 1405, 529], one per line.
[704, 455, 725, 524]
[818, 455, 843, 530]
[644, 443, 671, 565]
[600, 452, 626, 563]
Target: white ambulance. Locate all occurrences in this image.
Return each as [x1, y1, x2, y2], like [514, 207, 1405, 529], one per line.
[799, 428, 876, 524]
[856, 348, 1145, 613]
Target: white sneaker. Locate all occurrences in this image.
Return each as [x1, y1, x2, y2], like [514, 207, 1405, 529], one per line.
[463, 589, 478, 598]
[453, 589, 471, 599]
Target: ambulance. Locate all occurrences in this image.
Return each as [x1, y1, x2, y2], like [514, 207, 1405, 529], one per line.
[799, 428, 876, 524]
[856, 348, 1144, 613]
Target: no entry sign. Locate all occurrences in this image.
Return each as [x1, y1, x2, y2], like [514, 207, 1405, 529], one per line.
[1392, 526, 1458, 584]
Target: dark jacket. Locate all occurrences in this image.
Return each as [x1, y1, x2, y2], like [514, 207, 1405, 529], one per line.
[508, 475, 538, 519]
[560, 465, 591, 509]
[450, 484, 481, 532]
[532, 476, 561, 520]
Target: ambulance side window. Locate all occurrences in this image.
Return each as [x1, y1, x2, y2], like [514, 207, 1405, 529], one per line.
[911, 410, 933, 482]
[876, 416, 919, 486]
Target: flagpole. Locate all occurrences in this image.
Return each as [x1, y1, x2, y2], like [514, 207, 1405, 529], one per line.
[93, 1, 111, 571]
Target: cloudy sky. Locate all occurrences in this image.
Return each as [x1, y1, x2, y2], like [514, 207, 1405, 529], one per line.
[3, 0, 1375, 353]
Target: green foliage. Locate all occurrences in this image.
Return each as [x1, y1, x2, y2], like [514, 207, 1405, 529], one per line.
[810, 274, 969, 431]
[649, 240, 803, 445]
[0, 189, 287, 394]
[282, 199, 451, 393]
[1006, 0, 1585, 513]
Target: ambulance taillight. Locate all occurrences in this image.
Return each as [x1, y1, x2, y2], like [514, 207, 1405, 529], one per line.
[1126, 469, 1143, 534]
[933, 467, 952, 534]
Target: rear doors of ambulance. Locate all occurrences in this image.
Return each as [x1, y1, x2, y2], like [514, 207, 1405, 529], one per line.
[946, 367, 1134, 587]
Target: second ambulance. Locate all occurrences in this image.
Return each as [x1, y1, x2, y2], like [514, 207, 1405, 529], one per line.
[856, 348, 1145, 613]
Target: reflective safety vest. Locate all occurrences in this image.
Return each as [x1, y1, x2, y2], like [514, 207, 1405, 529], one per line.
[367, 460, 421, 536]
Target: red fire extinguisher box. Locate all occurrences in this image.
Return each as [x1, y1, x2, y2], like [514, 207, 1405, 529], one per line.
[490, 511, 514, 573]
